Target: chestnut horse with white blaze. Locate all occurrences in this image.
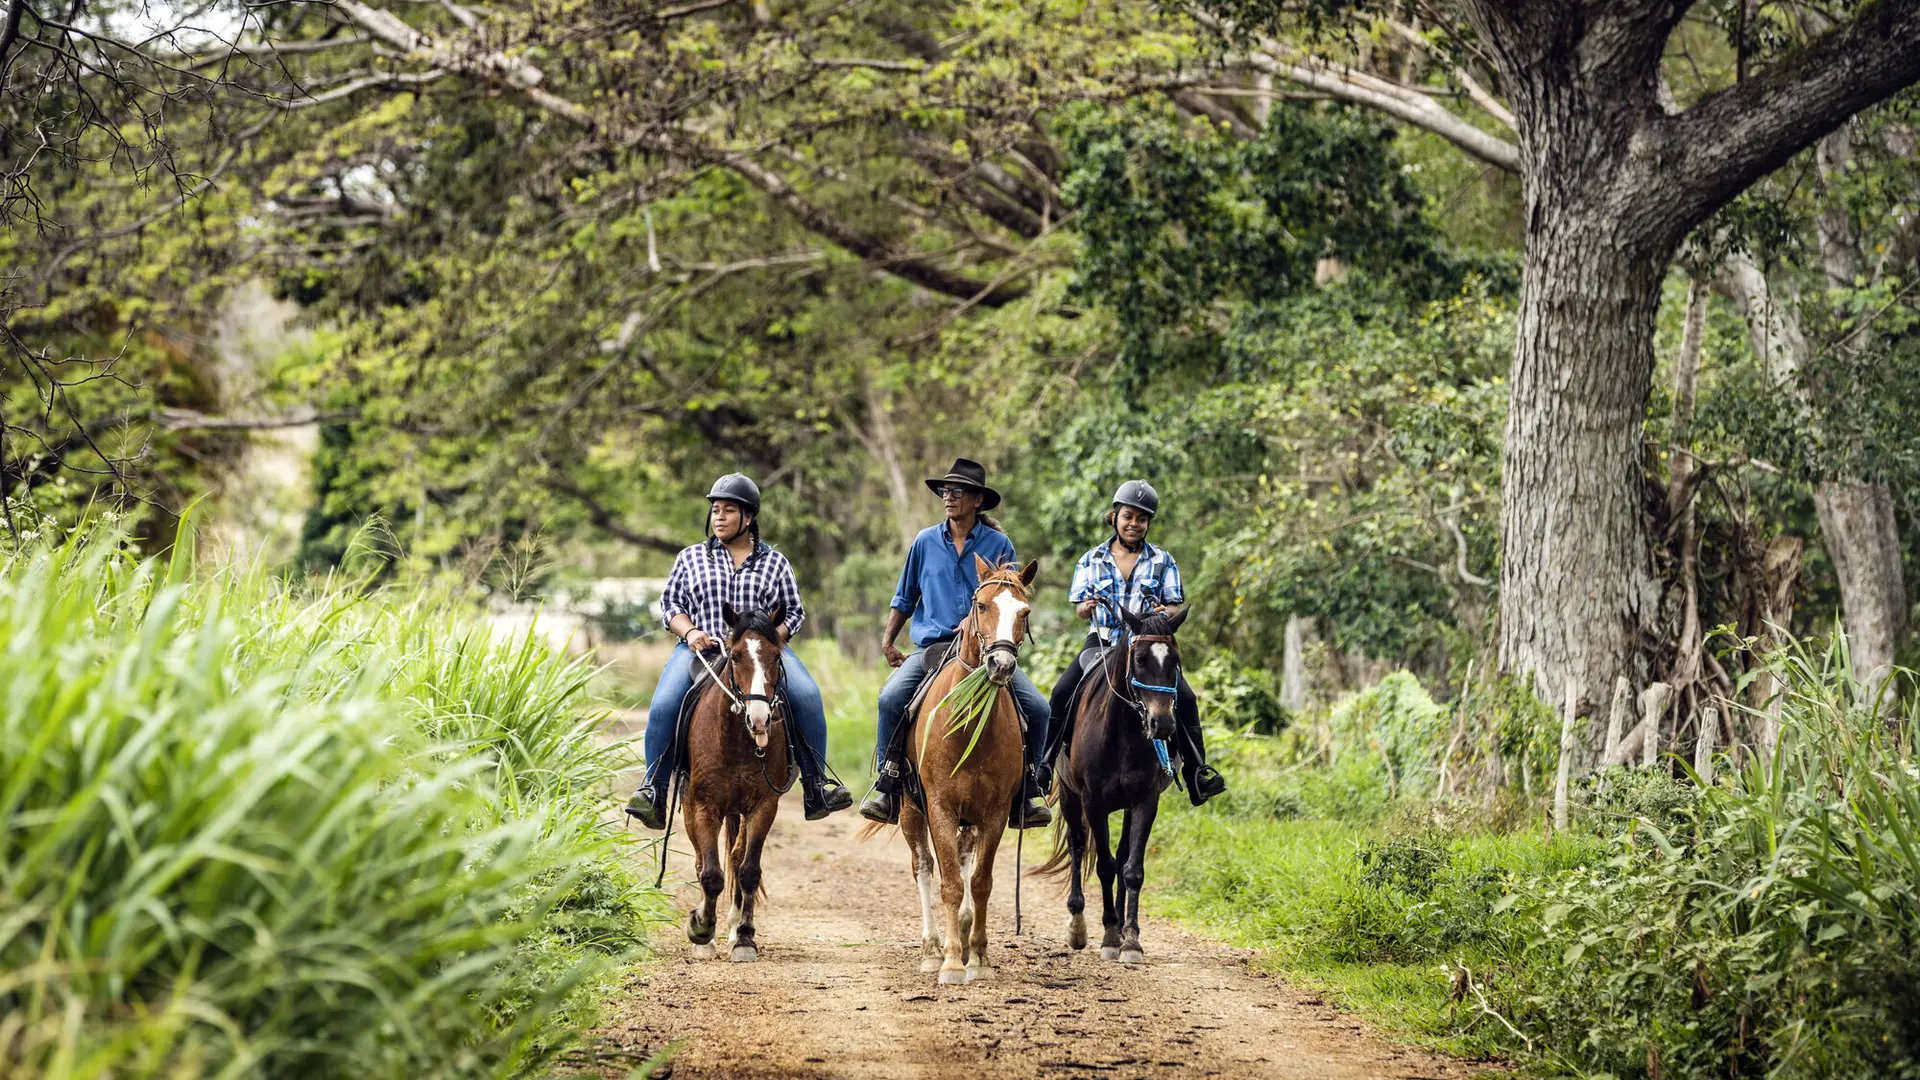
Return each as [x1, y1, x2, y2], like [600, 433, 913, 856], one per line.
[873, 556, 1039, 985]
[682, 603, 791, 962]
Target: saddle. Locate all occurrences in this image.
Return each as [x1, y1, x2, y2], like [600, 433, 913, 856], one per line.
[887, 637, 1028, 815]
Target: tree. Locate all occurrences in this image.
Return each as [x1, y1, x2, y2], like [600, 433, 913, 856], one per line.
[1193, 1, 1920, 719]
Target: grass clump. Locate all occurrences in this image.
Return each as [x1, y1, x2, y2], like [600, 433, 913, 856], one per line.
[0, 524, 661, 1078]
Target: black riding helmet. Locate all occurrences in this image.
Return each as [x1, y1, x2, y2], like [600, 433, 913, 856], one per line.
[706, 472, 761, 515]
[1112, 479, 1158, 517]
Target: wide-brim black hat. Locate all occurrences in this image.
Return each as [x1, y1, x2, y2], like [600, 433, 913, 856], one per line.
[924, 457, 1001, 512]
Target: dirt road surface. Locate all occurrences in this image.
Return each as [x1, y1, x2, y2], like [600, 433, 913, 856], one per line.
[587, 790, 1490, 1080]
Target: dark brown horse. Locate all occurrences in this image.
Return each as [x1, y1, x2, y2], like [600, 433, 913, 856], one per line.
[876, 556, 1038, 984]
[682, 604, 791, 962]
[1039, 605, 1188, 963]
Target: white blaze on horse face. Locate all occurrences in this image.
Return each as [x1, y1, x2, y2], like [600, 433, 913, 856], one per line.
[1150, 643, 1170, 668]
[743, 637, 772, 742]
[990, 590, 1026, 645]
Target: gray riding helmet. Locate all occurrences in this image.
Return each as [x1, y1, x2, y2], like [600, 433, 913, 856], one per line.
[1111, 479, 1159, 517]
[706, 472, 761, 515]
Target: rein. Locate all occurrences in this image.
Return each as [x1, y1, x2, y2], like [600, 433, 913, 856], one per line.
[691, 641, 786, 760]
[1094, 625, 1180, 778]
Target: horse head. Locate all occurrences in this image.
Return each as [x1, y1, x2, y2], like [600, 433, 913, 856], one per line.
[722, 601, 786, 749]
[1119, 604, 1187, 741]
[970, 555, 1039, 686]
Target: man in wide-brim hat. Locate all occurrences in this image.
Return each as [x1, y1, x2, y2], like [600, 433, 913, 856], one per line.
[859, 457, 1052, 828]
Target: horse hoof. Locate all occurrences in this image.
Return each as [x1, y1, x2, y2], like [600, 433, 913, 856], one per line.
[1099, 946, 1121, 961]
[920, 957, 943, 973]
[1119, 948, 1146, 965]
[1067, 922, 1087, 950]
[691, 943, 716, 960]
[938, 967, 968, 985]
[730, 945, 759, 963]
[965, 964, 991, 983]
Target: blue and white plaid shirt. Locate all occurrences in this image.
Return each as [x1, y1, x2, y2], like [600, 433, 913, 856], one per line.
[1068, 538, 1185, 642]
[659, 538, 805, 641]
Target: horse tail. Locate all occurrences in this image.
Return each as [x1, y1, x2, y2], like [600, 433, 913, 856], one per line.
[856, 820, 893, 842]
[1031, 814, 1078, 881]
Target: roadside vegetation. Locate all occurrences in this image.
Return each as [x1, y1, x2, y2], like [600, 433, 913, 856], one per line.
[1147, 645, 1920, 1078]
[0, 519, 666, 1079]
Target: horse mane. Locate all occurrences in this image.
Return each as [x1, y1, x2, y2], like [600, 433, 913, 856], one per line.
[729, 608, 783, 643]
[976, 561, 1028, 590]
[1135, 610, 1182, 637]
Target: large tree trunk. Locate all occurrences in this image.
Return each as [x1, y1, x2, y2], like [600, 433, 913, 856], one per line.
[1498, 210, 1667, 719]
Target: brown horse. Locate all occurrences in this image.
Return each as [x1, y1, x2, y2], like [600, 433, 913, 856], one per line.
[681, 603, 791, 962]
[1039, 605, 1187, 964]
[888, 556, 1038, 985]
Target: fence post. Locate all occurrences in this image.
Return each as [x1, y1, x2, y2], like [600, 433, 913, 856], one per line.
[1695, 706, 1718, 784]
[1602, 675, 1629, 767]
[1640, 684, 1669, 769]
[1554, 679, 1578, 832]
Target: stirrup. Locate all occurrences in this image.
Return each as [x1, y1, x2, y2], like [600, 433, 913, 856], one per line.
[1187, 763, 1226, 806]
[859, 788, 900, 825]
[624, 781, 667, 830]
[1010, 796, 1052, 829]
[804, 778, 853, 821]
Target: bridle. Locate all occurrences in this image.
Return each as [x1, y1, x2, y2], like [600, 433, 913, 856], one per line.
[690, 638, 786, 759]
[965, 575, 1029, 675]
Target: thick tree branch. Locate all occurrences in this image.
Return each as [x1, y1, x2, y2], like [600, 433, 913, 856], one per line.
[329, 0, 1021, 305]
[1189, 11, 1520, 173]
[1652, 2, 1920, 233]
[542, 474, 684, 555]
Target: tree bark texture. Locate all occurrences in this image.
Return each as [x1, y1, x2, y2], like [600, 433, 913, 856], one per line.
[1457, 0, 1920, 732]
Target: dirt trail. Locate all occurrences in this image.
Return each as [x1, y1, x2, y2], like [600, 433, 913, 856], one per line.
[589, 788, 1489, 1080]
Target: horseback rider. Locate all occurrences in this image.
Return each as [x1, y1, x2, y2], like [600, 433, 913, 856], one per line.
[625, 473, 854, 828]
[1045, 480, 1226, 805]
[858, 458, 1054, 829]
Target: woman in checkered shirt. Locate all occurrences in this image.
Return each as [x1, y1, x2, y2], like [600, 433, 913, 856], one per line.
[1044, 480, 1225, 805]
[625, 473, 853, 828]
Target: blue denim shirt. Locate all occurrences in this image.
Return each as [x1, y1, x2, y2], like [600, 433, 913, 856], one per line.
[890, 521, 1018, 647]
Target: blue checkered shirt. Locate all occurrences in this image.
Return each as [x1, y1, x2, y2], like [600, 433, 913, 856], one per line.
[659, 539, 805, 640]
[1068, 539, 1185, 642]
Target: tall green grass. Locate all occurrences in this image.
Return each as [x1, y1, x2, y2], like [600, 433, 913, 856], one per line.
[0, 526, 661, 1078]
[1145, 641, 1920, 1077]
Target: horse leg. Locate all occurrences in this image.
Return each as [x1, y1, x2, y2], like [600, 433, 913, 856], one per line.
[1089, 807, 1122, 960]
[729, 799, 775, 963]
[929, 807, 970, 985]
[721, 810, 744, 937]
[685, 803, 723, 958]
[1118, 798, 1159, 964]
[1059, 787, 1090, 951]
[964, 817, 1004, 982]
[954, 827, 978, 952]
[902, 800, 942, 973]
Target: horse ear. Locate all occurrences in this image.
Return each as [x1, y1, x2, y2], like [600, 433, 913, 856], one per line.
[723, 602, 740, 629]
[767, 604, 786, 630]
[1020, 559, 1039, 588]
[974, 553, 993, 579]
[1119, 605, 1143, 633]
[1166, 604, 1189, 633]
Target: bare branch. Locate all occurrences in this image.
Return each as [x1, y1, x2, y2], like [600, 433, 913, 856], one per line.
[542, 473, 683, 555]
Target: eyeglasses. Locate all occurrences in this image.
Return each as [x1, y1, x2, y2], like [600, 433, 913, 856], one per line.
[935, 486, 976, 500]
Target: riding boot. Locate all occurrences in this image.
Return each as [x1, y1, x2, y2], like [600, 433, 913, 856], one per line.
[858, 759, 902, 824]
[1010, 765, 1053, 829]
[624, 773, 668, 830]
[795, 741, 853, 821]
[1175, 710, 1226, 807]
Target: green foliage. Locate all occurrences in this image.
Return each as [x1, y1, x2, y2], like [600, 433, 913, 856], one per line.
[0, 522, 660, 1077]
[1331, 671, 1449, 794]
[1190, 654, 1290, 734]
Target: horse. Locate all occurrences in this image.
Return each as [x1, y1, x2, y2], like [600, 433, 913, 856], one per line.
[1038, 604, 1188, 964]
[680, 603, 792, 962]
[873, 556, 1039, 985]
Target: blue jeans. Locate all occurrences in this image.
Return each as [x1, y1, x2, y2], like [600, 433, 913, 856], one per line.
[875, 648, 1050, 768]
[642, 643, 829, 784]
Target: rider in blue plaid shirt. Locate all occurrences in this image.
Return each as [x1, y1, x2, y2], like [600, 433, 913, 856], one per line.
[625, 473, 853, 828]
[1044, 480, 1225, 805]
